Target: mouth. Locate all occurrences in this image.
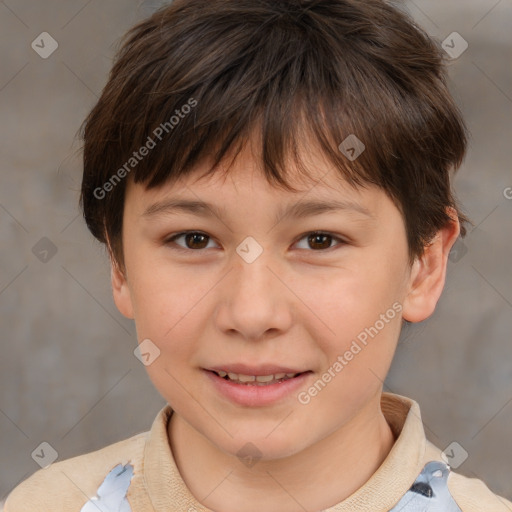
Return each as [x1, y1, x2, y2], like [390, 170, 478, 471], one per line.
[203, 367, 313, 407]
[208, 369, 307, 386]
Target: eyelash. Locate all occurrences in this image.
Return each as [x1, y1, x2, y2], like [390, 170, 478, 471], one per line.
[164, 230, 348, 254]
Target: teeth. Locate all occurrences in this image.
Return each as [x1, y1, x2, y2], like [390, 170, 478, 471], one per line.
[255, 374, 274, 383]
[214, 370, 300, 384]
[238, 374, 256, 382]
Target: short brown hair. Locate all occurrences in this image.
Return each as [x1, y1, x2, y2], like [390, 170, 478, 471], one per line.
[79, 0, 470, 273]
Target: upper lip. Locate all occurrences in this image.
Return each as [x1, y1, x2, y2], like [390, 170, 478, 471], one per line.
[206, 364, 309, 376]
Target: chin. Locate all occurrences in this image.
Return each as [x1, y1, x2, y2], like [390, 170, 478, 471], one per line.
[218, 430, 308, 463]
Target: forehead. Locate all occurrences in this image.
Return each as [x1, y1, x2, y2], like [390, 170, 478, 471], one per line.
[123, 171, 393, 240]
[125, 137, 376, 213]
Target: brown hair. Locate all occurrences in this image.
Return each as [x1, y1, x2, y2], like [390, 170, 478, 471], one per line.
[79, 0, 470, 274]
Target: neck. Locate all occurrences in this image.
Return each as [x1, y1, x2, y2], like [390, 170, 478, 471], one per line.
[168, 391, 396, 512]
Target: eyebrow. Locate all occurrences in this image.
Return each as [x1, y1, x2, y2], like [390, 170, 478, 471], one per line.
[142, 198, 374, 224]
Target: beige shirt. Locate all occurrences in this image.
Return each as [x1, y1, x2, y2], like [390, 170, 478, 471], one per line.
[4, 392, 511, 511]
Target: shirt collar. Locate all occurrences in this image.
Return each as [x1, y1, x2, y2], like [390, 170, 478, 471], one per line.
[143, 392, 427, 512]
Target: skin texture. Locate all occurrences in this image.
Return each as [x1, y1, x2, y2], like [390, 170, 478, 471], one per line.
[110, 138, 460, 512]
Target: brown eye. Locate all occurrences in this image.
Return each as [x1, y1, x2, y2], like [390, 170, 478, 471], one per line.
[184, 232, 210, 249]
[166, 232, 215, 250]
[308, 233, 333, 250]
[295, 231, 345, 251]
[165, 230, 346, 253]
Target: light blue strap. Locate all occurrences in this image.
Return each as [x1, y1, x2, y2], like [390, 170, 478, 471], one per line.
[389, 461, 462, 511]
[80, 463, 134, 512]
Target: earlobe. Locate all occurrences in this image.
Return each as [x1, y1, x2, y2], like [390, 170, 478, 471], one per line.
[110, 259, 135, 320]
[402, 209, 460, 323]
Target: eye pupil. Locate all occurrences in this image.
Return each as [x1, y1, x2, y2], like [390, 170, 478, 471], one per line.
[309, 233, 331, 250]
[186, 233, 208, 249]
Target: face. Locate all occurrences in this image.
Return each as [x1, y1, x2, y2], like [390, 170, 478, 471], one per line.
[111, 139, 448, 461]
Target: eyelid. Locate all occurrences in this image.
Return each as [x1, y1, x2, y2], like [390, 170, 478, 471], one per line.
[293, 230, 348, 250]
[165, 231, 218, 252]
[164, 230, 348, 253]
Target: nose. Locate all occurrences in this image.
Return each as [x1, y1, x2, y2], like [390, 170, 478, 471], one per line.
[213, 252, 294, 341]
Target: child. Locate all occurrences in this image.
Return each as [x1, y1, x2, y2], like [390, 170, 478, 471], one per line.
[5, 0, 511, 510]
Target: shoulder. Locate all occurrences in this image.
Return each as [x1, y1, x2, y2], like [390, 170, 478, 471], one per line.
[424, 440, 512, 511]
[3, 430, 148, 512]
[448, 470, 512, 511]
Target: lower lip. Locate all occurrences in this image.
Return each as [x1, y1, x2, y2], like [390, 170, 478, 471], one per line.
[204, 370, 312, 407]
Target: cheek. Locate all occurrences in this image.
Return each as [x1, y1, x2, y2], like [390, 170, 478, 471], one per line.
[289, 254, 405, 373]
[127, 247, 188, 329]
[127, 254, 217, 361]
[128, 263, 208, 406]
[294, 262, 402, 330]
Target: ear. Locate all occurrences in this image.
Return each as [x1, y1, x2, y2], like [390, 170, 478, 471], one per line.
[402, 208, 460, 323]
[109, 251, 135, 320]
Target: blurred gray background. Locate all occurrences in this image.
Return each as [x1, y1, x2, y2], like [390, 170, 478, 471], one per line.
[0, 0, 511, 506]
